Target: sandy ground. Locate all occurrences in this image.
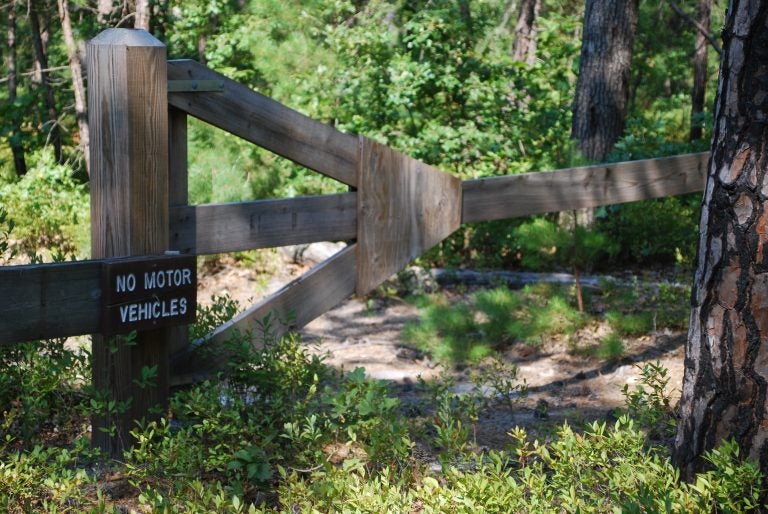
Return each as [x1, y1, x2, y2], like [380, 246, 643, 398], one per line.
[197, 245, 686, 447]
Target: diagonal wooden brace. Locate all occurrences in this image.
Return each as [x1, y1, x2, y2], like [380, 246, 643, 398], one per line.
[356, 137, 462, 295]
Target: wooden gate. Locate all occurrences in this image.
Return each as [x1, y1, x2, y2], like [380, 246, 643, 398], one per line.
[0, 29, 709, 454]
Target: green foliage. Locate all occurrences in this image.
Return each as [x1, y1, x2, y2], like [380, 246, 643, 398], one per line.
[403, 285, 585, 364]
[621, 361, 677, 439]
[0, 326, 765, 512]
[328, 0, 580, 178]
[594, 194, 700, 267]
[596, 333, 625, 362]
[514, 217, 618, 273]
[470, 355, 528, 412]
[600, 278, 691, 333]
[275, 418, 764, 513]
[696, 440, 763, 512]
[0, 445, 96, 513]
[0, 207, 16, 262]
[606, 310, 654, 336]
[0, 149, 89, 259]
[0, 337, 90, 448]
[191, 294, 242, 340]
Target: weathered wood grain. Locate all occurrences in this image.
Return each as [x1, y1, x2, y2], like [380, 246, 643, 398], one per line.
[356, 138, 462, 295]
[88, 29, 171, 456]
[462, 152, 708, 223]
[167, 107, 191, 357]
[0, 261, 101, 344]
[168, 107, 188, 207]
[167, 60, 359, 187]
[171, 244, 357, 386]
[170, 193, 357, 255]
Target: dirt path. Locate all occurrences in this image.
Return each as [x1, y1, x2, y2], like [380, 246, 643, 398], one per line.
[197, 249, 686, 447]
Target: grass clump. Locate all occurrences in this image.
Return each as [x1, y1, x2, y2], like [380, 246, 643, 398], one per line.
[596, 333, 625, 361]
[606, 310, 654, 336]
[403, 285, 586, 365]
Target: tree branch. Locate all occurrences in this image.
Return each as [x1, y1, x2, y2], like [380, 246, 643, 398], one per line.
[666, 0, 722, 55]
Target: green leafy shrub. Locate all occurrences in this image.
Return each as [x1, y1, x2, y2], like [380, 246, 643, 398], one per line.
[0, 338, 90, 448]
[275, 418, 764, 513]
[0, 149, 89, 259]
[191, 294, 242, 340]
[621, 361, 677, 439]
[594, 194, 700, 268]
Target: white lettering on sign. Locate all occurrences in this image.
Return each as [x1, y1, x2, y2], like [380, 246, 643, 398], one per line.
[116, 273, 137, 293]
[144, 268, 193, 290]
[118, 297, 190, 323]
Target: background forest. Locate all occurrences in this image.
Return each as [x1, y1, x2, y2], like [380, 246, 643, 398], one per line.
[1, 0, 722, 270]
[7, 1, 764, 513]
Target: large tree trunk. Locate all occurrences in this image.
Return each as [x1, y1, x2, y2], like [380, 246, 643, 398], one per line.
[571, 0, 639, 162]
[29, 0, 63, 163]
[7, 0, 27, 176]
[674, 0, 768, 482]
[57, 0, 90, 174]
[511, 0, 540, 65]
[690, 0, 713, 141]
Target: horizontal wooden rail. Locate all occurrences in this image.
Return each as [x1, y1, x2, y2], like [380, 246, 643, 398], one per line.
[171, 244, 357, 385]
[170, 193, 357, 255]
[167, 60, 359, 187]
[0, 260, 101, 344]
[462, 152, 709, 223]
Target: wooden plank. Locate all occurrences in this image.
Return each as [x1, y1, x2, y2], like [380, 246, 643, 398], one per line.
[87, 28, 171, 456]
[169, 193, 357, 255]
[167, 107, 191, 357]
[167, 60, 359, 187]
[0, 261, 101, 344]
[171, 244, 357, 386]
[461, 152, 709, 223]
[168, 107, 188, 207]
[356, 138, 462, 295]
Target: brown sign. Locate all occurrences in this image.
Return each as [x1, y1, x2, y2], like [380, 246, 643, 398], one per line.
[101, 255, 196, 335]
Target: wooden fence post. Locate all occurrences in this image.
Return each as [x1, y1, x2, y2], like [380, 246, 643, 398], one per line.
[87, 29, 170, 456]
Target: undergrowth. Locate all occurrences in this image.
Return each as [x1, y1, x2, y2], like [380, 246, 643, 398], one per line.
[0, 296, 763, 512]
[402, 279, 690, 366]
[403, 284, 586, 364]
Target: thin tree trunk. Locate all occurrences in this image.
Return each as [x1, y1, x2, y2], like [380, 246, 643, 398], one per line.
[571, 0, 639, 162]
[512, 0, 540, 65]
[497, 0, 518, 33]
[458, 0, 473, 37]
[690, 0, 713, 141]
[674, 0, 768, 485]
[135, 0, 150, 31]
[29, 0, 63, 163]
[57, 0, 89, 173]
[574, 267, 584, 313]
[666, 0, 722, 55]
[98, 0, 112, 24]
[7, 0, 27, 176]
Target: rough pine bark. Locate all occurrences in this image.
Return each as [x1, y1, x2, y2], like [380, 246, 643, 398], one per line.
[571, 0, 638, 162]
[674, 0, 768, 481]
[512, 0, 540, 65]
[690, 0, 713, 141]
